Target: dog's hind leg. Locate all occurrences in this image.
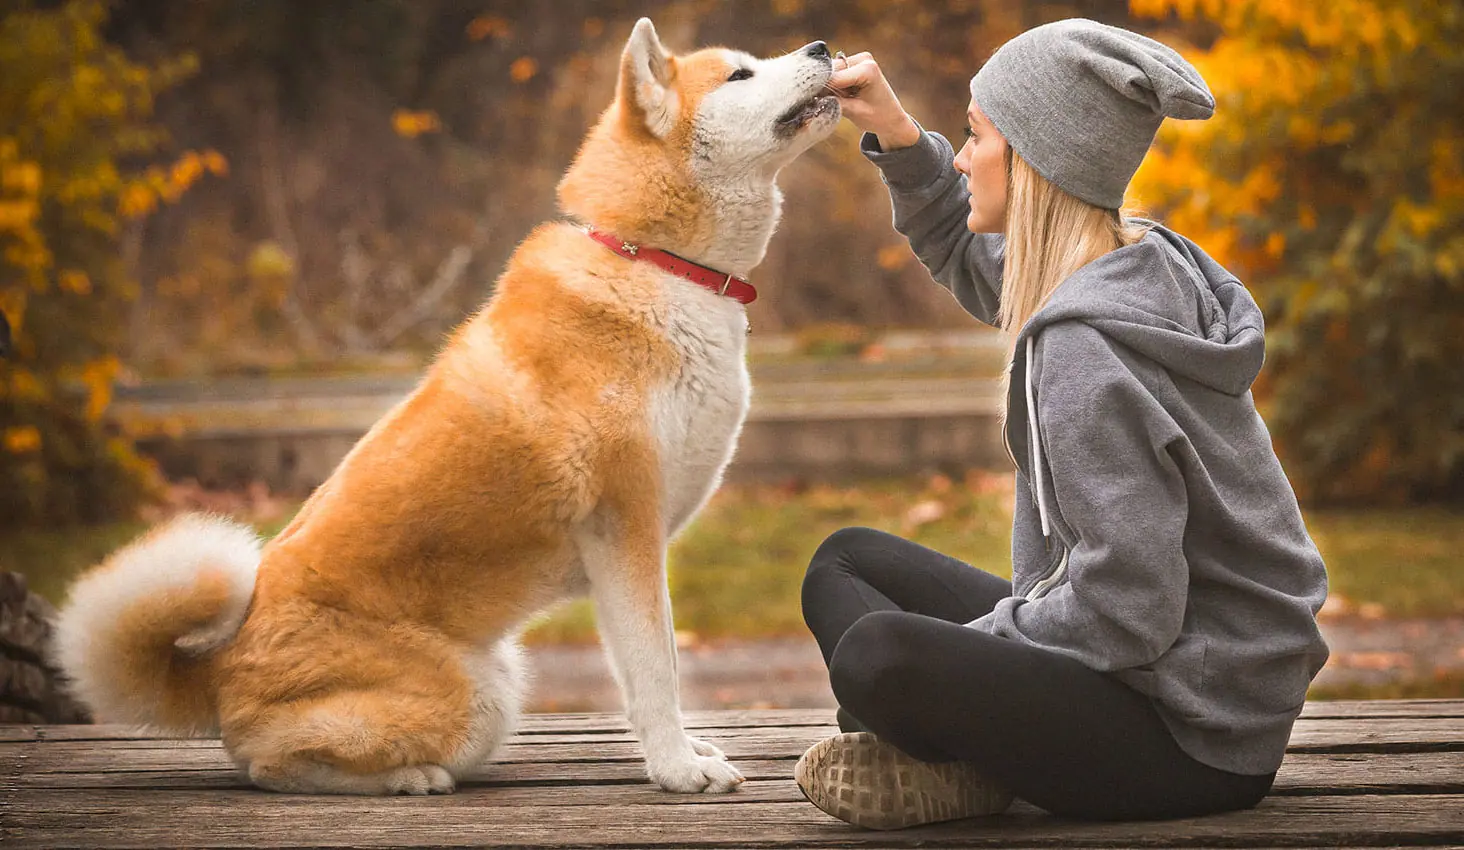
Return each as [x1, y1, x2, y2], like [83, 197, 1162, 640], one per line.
[230, 668, 478, 796]
[443, 636, 528, 775]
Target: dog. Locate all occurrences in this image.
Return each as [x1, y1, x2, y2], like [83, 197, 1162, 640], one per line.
[53, 19, 839, 796]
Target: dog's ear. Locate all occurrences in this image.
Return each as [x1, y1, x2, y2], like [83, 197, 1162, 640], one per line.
[618, 18, 677, 138]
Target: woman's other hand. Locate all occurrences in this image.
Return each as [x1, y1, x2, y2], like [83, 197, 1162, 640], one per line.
[829, 52, 922, 151]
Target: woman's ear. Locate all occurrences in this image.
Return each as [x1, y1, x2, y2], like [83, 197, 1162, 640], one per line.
[617, 18, 678, 138]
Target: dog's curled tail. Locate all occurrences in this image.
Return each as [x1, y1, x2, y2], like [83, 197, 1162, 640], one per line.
[52, 513, 261, 734]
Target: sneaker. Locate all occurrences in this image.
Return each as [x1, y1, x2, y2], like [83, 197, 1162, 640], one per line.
[794, 732, 1014, 830]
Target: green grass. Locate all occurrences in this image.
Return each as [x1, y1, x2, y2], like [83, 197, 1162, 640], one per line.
[1307, 507, 1464, 619]
[1309, 672, 1464, 701]
[4, 478, 1461, 644]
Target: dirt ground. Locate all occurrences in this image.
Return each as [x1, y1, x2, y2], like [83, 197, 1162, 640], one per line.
[524, 617, 1464, 713]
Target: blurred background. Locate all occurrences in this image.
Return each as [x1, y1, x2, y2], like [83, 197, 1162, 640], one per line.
[1, 0, 1461, 721]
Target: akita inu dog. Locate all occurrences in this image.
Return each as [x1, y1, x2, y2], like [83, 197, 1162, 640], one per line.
[53, 19, 839, 795]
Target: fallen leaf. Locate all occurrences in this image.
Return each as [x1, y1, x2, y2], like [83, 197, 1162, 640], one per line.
[904, 499, 946, 529]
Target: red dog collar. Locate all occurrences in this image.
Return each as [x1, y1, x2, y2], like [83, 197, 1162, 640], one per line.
[586, 229, 757, 305]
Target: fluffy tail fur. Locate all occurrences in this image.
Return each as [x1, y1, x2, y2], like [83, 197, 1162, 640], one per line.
[52, 513, 261, 733]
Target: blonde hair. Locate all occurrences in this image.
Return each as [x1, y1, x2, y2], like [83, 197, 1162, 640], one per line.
[998, 148, 1147, 414]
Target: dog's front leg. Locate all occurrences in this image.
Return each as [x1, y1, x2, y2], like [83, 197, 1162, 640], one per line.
[576, 514, 744, 793]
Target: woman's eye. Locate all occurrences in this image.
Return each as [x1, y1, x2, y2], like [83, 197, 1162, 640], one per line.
[727, 68, 754, 82]
[964, 127, 978, 140]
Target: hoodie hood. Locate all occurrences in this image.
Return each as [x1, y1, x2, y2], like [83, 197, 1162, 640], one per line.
[1005, 222, 1267, 543]
[1016, 222, 1265, 396]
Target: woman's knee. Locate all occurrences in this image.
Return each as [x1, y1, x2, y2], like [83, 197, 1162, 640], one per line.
[826, 611, 922, 719]
[801, 526, 881, 611]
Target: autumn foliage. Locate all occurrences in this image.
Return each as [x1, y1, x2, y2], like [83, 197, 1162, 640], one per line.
[0, 1, 220, 525]
[1129, 0, 1464, 503]
[2, 0, 1458, 525]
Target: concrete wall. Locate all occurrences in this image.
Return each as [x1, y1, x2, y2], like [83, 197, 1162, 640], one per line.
[136, 406, 1007, 493]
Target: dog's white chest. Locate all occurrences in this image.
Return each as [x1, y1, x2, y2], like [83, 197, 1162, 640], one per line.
[649, 284, 751, 534]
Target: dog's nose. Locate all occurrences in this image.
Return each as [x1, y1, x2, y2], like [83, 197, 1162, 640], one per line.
[804, 41, 830, 59]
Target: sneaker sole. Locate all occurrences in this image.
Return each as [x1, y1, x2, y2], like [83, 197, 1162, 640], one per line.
[794, 732, 1014, 830]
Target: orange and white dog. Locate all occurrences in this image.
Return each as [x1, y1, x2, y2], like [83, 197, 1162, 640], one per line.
[53, 19, 838, 796]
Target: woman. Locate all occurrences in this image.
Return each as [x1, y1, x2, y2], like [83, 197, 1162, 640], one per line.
[795, 19, 1330, 828]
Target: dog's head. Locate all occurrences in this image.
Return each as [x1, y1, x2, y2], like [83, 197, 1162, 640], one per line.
[558, 19, 838, 256]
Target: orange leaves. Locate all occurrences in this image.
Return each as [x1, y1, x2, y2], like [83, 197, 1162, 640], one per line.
[509, 57, 539, 84]
[117, 149, 226, 219]
[58, 270, 91, 295]
[466, 15, 511, 41]
[876, 243, 912, 271]
[391, 109, 441, 138]
[3, 425, 41, 454]
[79, 356, 119, 421]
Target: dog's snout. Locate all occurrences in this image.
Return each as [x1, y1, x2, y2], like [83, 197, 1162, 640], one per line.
[804, 41, 830, 60]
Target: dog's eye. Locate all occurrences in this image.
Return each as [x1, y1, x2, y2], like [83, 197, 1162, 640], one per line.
[727, 68, 754, 82]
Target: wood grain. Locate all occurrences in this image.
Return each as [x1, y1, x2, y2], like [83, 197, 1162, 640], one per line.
[2, 701, 1461, 849]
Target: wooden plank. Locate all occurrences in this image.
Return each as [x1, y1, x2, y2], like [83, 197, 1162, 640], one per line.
[0, 724, 37, 742]
[16, 700, 1462, 742]
[5, 792, 1463, 848]
[9, 716, 1460, 779]
[7, 751, 1462, 798]
[22, 714, 837, 742]
[1299, 699, 1464, 719]
[1286, 717, 1464, 752]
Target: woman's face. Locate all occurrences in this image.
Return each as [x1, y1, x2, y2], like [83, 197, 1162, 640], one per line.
[953, 99, 1009, 233]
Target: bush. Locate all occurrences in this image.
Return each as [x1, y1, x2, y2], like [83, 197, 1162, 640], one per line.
[0, 1, 212, 526]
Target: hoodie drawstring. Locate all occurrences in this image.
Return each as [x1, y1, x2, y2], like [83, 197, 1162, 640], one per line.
[1025, 336, 1052, 540]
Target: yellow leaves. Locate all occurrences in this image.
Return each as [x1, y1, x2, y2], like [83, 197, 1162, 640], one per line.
[3, 426, 41, 454]
[772, 0, 806, 15]
[582, 18, 605, 39]
[1, 147, 43, 240]
[58, 269, 91, 294]
[2, 161, 41, 195]
[509, 57, 539, 84]
[391, 109, 441, 138]
[8, 368, 46, 402]
[1430, 138, 1464, 201]
[1392, 199, 1443, 239]
[1127, 0, 1172, 18]
[117, 182, 155, 218]
[0, 200, 39, 232]
[245, 241, 296, 282]
[79, 356, 118, 421]
[117, 149, 226, 219]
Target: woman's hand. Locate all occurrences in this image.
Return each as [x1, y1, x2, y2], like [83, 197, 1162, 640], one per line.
[829, 52, 922, 151]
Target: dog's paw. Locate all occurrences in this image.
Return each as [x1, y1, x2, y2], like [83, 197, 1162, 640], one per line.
[649, 752, 745, 793]
[689, 736, 727, 760]
[386, 764, 457, 796]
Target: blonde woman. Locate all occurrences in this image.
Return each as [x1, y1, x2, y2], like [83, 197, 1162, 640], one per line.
[795, 20, 1330, 828]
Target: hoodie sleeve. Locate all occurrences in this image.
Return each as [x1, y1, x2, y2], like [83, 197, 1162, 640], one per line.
[969, 321, 1191, 671]
[860, 129, 1004, 326]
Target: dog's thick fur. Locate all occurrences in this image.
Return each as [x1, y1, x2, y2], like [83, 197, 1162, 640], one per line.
[53, 20, 837, 796]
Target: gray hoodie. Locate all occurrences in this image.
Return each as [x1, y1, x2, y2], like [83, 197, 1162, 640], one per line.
[862, 129, 1330, 776]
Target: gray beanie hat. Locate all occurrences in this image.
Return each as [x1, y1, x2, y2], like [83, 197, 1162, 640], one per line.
[969, 19, 1214, 209]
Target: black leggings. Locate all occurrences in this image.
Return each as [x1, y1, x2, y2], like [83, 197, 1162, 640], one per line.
[800, 527, 1275, 822]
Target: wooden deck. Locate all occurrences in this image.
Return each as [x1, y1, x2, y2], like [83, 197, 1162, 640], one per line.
[2, 700, 1461, 848]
